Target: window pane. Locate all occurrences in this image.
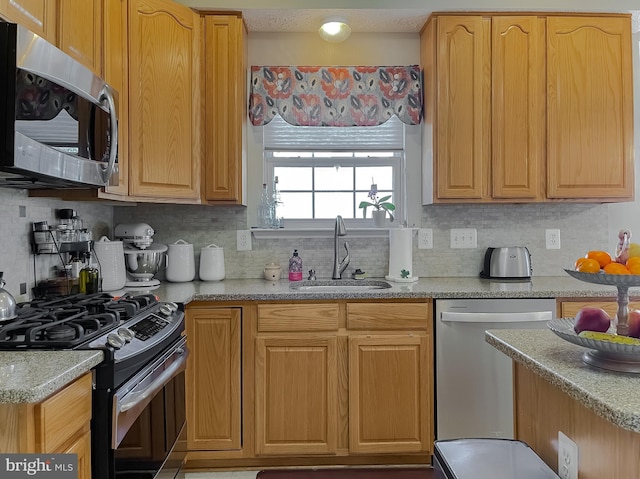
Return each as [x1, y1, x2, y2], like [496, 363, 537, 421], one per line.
[356, 166, 394, 190]
[315, 193, 354, 218]
[277, 192, 312, 219]
[315, 166, 354, 191]
[274, 167, 313, 190]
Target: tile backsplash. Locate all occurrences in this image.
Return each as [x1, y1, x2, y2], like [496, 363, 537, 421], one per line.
[0, 188, 112, 300]
[0, 186, 627, 299]
[114, 201, 611, 281]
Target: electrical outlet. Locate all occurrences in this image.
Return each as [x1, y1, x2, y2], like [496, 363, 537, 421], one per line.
[546, 229, 561, 249]
[418, 228, 433, 249]
[450, 228, 477, 249]
[558, 431, 578, 479]
[236, 230, 252, 251]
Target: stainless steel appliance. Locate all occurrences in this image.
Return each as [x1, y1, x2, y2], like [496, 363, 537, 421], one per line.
[0, 293, 187, 479]
[480, 246, 532, 279]
[0, 21, 118, 189]
[435, 298, 555, 440]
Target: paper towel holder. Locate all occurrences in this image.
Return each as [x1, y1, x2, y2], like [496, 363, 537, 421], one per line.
[385, 227, 419, 283]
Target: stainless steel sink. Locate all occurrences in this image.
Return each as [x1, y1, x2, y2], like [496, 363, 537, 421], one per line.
[290, 279, 392, 292]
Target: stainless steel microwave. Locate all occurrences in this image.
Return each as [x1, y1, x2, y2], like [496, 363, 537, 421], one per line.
[0, 21, 118, 189]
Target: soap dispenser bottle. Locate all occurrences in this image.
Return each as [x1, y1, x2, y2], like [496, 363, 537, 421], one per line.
[288, 249, 303, 281]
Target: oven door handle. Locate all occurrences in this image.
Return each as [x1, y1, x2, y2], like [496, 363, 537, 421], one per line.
[118, 348, 188, 413]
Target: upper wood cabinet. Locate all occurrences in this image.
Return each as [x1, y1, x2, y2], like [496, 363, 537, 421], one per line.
[421, 13, 633, 204]
[201, 14, 247, 204]
[128, 0, 201, 201]
[58, 0, 102, 74]
[101, 0, 129, 197]
[0, 0, 56, 42]
[546, 16, 634, 200]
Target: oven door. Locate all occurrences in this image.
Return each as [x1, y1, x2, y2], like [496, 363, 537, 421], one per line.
[112, 336, 188, 479]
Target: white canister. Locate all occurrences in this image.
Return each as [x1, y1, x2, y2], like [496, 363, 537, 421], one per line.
[93, 236, 126, 291]
[166, 239, 195, 283]
[199, 244, 225, 281]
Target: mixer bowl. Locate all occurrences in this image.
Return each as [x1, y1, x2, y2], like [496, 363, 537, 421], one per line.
[123, 244, 167, 280]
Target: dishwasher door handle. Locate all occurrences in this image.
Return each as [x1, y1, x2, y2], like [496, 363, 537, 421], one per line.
[440, 311, 553, 323]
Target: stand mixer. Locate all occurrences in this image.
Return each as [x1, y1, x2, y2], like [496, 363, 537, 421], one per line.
[114, 223, 167, 289]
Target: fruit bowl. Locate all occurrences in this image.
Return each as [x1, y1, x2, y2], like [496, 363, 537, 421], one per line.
[564, 269, 640, 287]
[549, 317, 640, 373]
[548, 318, 640, 355]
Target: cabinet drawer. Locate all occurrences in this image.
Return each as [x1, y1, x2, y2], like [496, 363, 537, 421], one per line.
[35, 373, 92, 452]
[347, 303, 430, 330]
[257, 303, 339, 332]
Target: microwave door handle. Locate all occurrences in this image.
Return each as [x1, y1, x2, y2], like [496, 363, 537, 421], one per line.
[99, 88, 118, 185]
[440, 311, 553, 323]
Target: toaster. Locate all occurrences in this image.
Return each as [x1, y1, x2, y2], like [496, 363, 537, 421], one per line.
[480, 246, 532, 279]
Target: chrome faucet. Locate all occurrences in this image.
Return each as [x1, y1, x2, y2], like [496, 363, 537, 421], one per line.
[332, 215, 350, 279]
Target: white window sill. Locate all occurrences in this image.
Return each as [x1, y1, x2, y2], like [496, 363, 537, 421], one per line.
[250, 227, 416, 239]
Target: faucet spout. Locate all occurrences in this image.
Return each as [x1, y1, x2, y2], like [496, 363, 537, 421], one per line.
[332, 216, 349, 279]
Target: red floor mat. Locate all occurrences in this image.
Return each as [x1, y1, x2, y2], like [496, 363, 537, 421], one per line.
[257, 468, 433, 479]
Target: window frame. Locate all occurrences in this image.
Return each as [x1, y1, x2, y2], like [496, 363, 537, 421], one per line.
[263, 149, 405, 229]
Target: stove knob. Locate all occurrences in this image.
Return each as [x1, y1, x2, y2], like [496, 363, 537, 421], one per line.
[118, 328, 135, 343]
[107, 333, 125, 349]
[159, 303, 178, 317]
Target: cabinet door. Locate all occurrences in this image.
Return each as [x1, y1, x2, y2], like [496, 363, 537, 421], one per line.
[128, 0, 201, 200]
[0, 0, 56, 43]
[186, 308, 241, 451]
[349, 334, 431, 454]
[547, 16, 633, 200]
[255, 334, 338, 455]
[491, 16, 544, 200]
[435, 16, 490, 200]
[62, 430, 91, 479]
[102, 0, 129, 196]
[58, 0, 101, 74]
[202, 14, 246, 204]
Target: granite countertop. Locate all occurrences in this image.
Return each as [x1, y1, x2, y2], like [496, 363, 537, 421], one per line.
[156, 275, 633, 304]
[0, 350, 103, 404]
[0, 275, 631, 405]
[486, 329, 640, 433]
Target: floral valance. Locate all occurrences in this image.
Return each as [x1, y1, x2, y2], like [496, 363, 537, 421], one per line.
[249, 65, 422, 127]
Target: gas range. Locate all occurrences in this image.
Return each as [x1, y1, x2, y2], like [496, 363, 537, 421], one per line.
[0, 293, 184, 380]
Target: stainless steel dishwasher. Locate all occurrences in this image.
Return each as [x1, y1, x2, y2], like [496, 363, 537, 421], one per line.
[435, 298, 556, 440]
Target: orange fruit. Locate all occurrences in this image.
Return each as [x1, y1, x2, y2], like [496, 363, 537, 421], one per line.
[628, 263, 640, 275]
[603, 262, 631, 275]
[577, 258, 601, 273]
[574, 257, 588, 270]
[626, 257, 640, 269]
[587, 250, 612, 268]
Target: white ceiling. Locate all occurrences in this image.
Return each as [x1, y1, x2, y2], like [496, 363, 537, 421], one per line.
[176, 0, 640, 33]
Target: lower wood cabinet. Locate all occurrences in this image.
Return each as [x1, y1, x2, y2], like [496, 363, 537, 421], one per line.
[349, 334, 430, 454]
[186, 306, 241, 451]
[255, 335, 338, 455]
[184, 299, 433, 468]
[0, 372, 93, 479]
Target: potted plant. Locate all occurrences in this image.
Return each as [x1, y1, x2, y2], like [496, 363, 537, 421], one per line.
[359, 181, 395, 227]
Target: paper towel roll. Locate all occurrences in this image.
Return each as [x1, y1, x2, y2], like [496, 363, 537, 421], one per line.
[386, 228, 418, 282]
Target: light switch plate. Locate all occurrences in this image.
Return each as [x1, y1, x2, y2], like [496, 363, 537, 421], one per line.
[450, 228, 477, 249]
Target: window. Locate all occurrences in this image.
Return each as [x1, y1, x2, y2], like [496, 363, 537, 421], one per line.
[263, 116, 406, 227]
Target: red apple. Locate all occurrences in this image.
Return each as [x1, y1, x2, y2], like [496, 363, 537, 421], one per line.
[628, 310, 640, 338]
[574, 307, 610, 334]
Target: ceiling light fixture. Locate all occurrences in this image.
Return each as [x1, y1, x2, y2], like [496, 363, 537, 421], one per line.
[319, 16, 351, 43]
